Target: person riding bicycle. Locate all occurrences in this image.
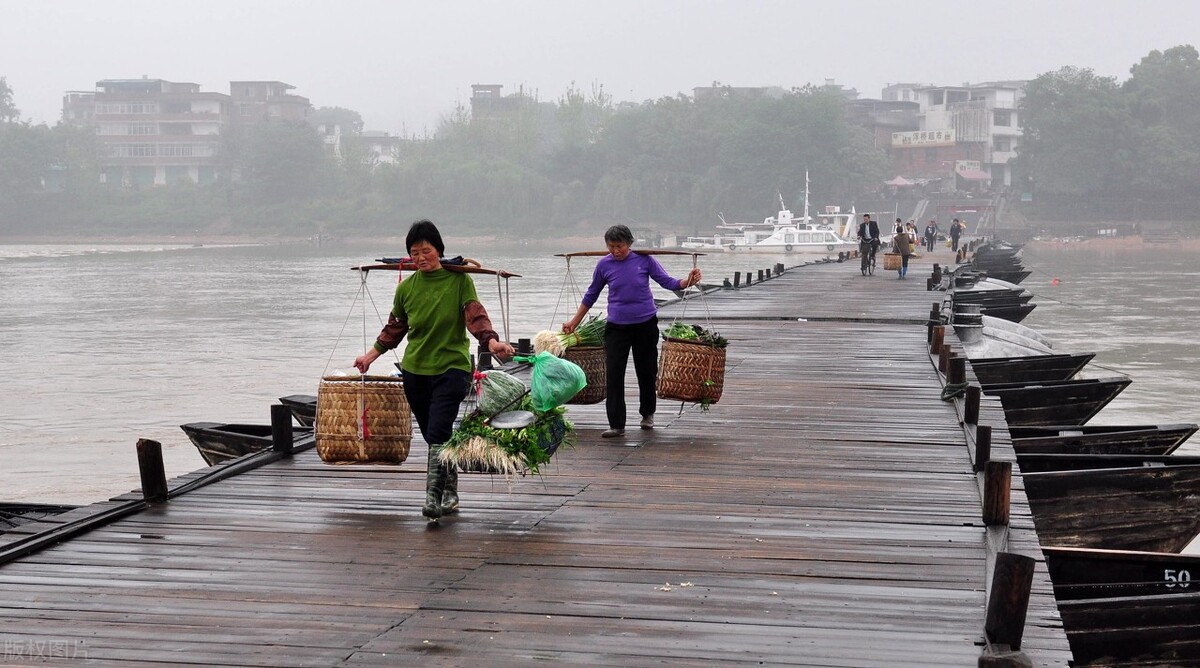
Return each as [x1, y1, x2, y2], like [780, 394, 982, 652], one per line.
[856, 213, 881, 275]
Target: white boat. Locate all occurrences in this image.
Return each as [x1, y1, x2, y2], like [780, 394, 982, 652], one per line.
[681, 174, 860, 254]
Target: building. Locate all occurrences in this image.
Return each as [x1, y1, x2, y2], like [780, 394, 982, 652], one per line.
[68, 77, 230, 187]
[845, 98, 919, 150]
[909, 81, 1025, 188]
[229, 81, 310, 126]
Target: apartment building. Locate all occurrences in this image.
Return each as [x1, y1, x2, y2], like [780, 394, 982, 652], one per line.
[907, 81, 1025, 188]
[63, 78, 313, 187]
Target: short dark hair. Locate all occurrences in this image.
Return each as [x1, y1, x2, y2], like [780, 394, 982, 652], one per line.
[604, 225, 635, 245]
[406, 219, 445, 257]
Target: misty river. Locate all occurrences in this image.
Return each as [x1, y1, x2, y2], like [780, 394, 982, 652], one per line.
[1, 240, 1197, 506]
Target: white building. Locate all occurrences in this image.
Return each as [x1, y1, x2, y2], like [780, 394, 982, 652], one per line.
[910, 81, 1025, 188]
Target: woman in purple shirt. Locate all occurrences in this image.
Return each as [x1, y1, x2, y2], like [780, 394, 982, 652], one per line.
[562, 225, 701, 438]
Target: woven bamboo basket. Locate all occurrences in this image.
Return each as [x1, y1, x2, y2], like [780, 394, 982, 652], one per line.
[564, 345, 606, 404]
[656, 339, 726, 404]
[316, 375, 412, 463]
[882, 252, 901, 271]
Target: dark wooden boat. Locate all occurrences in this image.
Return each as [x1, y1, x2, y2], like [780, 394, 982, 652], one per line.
[182, 422, 315, 466]
[951, 289, 1033, 305]
[1023, 464, 1200, 552]
[983, 269, 1032, 284]
[1044, 546, 1200, 599]
[1057, 593, 1200, 665]
[1018, 453, 1200, 473]
[983, 376, 1131, 426]
[279, 394, 317, 427]
[1, 503, 77, 532]
[969, 352, 1095, 384]
[1010, 423, 1197, 455]
[978, 302, 1036, 323]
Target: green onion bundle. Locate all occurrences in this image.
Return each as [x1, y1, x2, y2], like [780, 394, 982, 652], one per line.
[533, 316, 607, 357]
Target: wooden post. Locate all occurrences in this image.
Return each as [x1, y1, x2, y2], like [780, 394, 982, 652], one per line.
[271, 404, 294, 455]
[965, 384, 981, 425]
[477, 350, 494, 370]
[939, 345, 951, 373]
[974, 425, 992, 472]
[983, 459, 1011, 526]
[733, 272, 741, 288]
[517, 338, 532, 355]
[758, 269, 765, 282]
[931, 325, 945, 355]
[136, 438, 168, 503]
[745, 271, 752, 286]
[985, 552, 1036, 650]
[948, 356, 966, 385]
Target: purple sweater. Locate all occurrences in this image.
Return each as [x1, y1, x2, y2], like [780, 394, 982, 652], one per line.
[582, 253, 683, 325]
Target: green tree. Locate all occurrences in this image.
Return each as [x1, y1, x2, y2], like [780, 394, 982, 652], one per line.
[0, 77, 18, 122]
[1017, 66, 1135, 196]
[231, 122, 334, 204]
[1124, 45, 1200, 193]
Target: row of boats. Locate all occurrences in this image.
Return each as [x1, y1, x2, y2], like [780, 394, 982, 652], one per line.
[939, 242, 1200, 665]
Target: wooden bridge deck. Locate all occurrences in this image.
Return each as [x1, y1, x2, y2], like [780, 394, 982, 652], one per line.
[0, 252, 1072, 665]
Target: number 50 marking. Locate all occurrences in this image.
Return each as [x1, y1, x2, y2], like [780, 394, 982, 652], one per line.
[1165, 569, 1192, 588]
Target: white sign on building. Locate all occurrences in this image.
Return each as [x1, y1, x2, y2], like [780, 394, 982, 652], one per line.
[891, 129, 956, 148]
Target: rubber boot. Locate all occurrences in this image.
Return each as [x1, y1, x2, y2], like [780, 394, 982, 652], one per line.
[422, 445, 445, 520]
[440, 465, 459, 515]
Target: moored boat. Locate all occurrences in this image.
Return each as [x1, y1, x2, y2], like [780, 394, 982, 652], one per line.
[969, 352, 1095, 384]
[1057, 593, 1200, 665]
[1010, 423, 1197, 455]
[983, 376, 1132, 426]
[1023, 464, 1200, 552]
[1017, 452, 1200, 473]
[279, 394, 317, 427]
[182, 422, 315, 466]
[1044, 546, 1200, 599]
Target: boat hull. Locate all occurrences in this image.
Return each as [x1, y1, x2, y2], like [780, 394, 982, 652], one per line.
[983, 377, 1131, 426]
[1017, 453, 1200, 473]
[969, 352, 1094, 384]
[1058, 593, 1200, 665]
[182, 422, 314, 466]
[1023, 464, 1200, 552]
[1010, 423, 1197, 455]
[1045, 546, 1200, 599]
[279, 394, 317, 427]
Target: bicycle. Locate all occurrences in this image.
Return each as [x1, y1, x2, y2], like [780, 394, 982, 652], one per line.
[859, 239, 878, 276]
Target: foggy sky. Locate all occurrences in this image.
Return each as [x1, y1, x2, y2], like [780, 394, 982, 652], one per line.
[3, 0, 1198, 135]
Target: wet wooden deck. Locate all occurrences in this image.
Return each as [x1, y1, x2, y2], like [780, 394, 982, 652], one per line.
[0, 250, 1072, 665]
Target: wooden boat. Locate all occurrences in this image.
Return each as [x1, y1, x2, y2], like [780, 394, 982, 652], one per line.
[1, 503, 77, 532]
[983, 376, 1131, 426]
[279, 394, 317, 427]
[1057, 593, 1200, 665]
[978, 302, 1036, 323]
[1010, 423, 1197, 455]
[1023, 464, 1200, 552]
[1044, 546, 1200, 599]
[979, 314, 1052, 348]
[182, 422, 315, 466]
[1017, 453, 1200, 473]
[969, 352, 1094, 384]
[982, 269, 1032, 285]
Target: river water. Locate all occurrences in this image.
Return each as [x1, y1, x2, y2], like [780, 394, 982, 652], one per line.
[1, 240, 1196, 505]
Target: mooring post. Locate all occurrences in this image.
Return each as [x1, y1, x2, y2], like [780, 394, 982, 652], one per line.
[985, 552, 1036, 651]
[974, 425, 992, 472]
[983, 459, 1011, 526]
[136, 438, 168, 503]
[733, 273, 741, 288]
[745, 271, 752, 286]
[965, 384, 981, 425]
[477, 350, 494, 370]
[271, 403, 294, 455]
[758, 269, 765, 282]
[948, 356, 966, 385]
[939, 345, 952, 373]
[931, 325, 945, 355]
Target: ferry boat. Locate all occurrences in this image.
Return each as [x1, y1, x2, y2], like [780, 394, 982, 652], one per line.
[681, 175, 860, 254]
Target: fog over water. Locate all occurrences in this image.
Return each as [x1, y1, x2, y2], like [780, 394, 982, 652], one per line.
[0, 240, 1196, 507]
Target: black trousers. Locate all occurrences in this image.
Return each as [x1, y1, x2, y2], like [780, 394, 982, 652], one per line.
[402, 368, 472, 446]
[604, 316, 659, 429]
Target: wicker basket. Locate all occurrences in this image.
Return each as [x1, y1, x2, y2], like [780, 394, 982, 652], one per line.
[656, 339, 726, 404]
[564, 345, 606, 404]
[316, 375, 412, 463]
[882, 252, 901, 271]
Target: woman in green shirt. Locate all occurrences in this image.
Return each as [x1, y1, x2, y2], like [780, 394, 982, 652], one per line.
[355, 220, 515, 520]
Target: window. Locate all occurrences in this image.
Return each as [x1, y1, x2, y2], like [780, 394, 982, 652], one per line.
[128, 123, 155, 135]
[994, 110, 1011, 127]
[994, 137, 1012, 152]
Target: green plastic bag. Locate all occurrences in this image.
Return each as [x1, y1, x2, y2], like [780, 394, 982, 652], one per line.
[513, 351, 587, 412]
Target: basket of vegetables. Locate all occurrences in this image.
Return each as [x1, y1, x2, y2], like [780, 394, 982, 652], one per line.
[533, 316, 607, 405]
[656, 323, 728, 407]
[439, 396, 573, 477]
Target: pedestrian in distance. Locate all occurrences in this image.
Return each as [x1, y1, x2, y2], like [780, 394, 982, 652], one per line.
[950, 218, 965, 252]
[893, 219, 915, 279]
[924, 219, 939, 252]
[562, 225, 701, 439]
[354, 220, 515, 521]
